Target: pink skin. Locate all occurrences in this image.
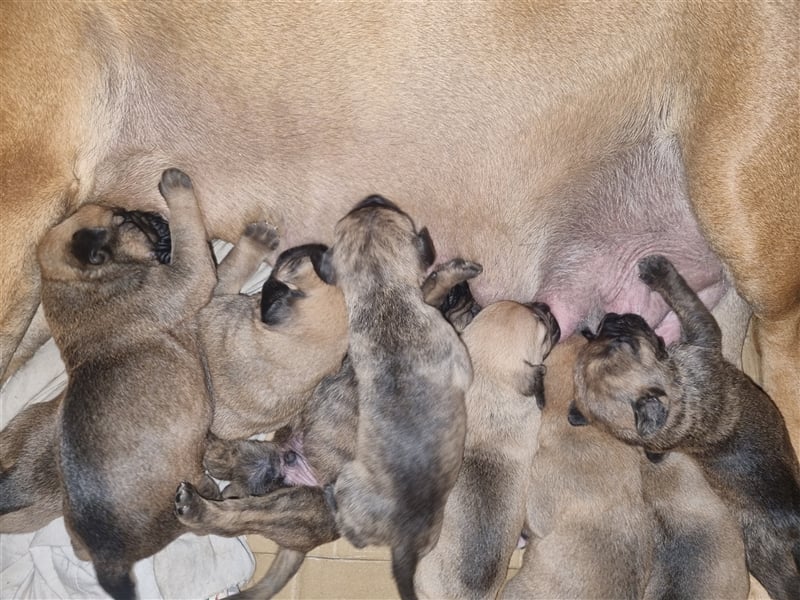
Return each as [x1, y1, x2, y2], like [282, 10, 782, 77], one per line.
[280, 435, 320, 487]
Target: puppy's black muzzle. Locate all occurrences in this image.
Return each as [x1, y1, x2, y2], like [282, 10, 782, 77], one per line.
[525, 301, 561, 347]
[592, 312, 651, 341]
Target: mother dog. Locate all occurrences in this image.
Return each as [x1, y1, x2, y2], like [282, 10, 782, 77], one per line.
[0, 2, 797, 443]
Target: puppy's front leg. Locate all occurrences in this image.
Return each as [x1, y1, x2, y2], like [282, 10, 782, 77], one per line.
[215, 221, 280, 295]
[157, 169, 217, 302]
[174, 482, 338, 551]
[639, 255, 722, 349]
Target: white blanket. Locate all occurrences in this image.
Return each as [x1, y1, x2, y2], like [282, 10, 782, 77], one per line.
[0, 241, 272, 599]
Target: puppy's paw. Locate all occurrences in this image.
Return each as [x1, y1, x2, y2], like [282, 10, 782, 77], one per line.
[433, 258, 483, 283]
[158, 168, 193, 199]
[243, 221, 280, 252]
[174, 481, 204, 522]
[638, 254, 673, 287]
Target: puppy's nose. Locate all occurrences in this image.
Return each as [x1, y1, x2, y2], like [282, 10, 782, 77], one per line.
[71, 228, 111, 265]
[350, 194, 401, 214]
[526, 302, 561, 345]
[598, 313, 650, 338]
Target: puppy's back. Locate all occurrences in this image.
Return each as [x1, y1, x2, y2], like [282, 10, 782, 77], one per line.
[505, 337, 651, 599]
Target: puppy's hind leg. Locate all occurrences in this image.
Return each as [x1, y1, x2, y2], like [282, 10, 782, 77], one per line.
[638, 254, 722, 349]
[215, 221, 280, 295]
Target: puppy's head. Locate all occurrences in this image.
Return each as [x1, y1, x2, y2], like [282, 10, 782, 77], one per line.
[317, 195, 435, 289]
[571, 312, 679, 446]
[37, 204, 170, 283]
[463, 301, 561, 402]
[260, 244, 345, 327]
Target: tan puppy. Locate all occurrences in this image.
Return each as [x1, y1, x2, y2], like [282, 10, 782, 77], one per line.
[200, 242, 349, 438]
[175, 258, 482, 599]
[1, 2, 796, 460]
[640, 451, 749, 600]
[415, 300, 560, 600]
[321, 196, 471, 600]
[572, 255, 800, 600]
[37, 169, 218, 599]
[0, 394, 62, 533]
[503, 336, 654, 599]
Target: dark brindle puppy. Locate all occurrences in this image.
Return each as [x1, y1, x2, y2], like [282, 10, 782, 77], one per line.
[36, 169, 219, 600]
[176, 258, 482, 600]
[319, 196, 472, 600]
[572, 255, 800, 600]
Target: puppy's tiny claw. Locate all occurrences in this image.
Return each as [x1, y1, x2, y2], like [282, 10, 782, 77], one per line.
[159, 168, 193, 198]
[244, 221, 280, 251]
[174, 481, 195, 516]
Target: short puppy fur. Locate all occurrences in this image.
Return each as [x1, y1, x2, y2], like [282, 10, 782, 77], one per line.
[37, 169, 218, 599]
[416, 299, 560, 600]
[573, 255, 800, 600]
[200, 240, 349, 439]
[176, 258, 482, 600]
[320, 196, 473, 600]
[0, 394, 62, 533]
[503, 336, 653, 600]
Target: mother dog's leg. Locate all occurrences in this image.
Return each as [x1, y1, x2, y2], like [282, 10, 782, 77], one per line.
[677, 1, 799, 449]
[0, 1, 116, 381]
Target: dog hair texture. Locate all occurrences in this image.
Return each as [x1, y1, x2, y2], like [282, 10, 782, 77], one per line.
[573, 255, 800, 600]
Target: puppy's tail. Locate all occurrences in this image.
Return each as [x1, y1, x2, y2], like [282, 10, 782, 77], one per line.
[234, 548, 306, 599]
[391, 538, 420, 600]
[95, 561, 136, 600]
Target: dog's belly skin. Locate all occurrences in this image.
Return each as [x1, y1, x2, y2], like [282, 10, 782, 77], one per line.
[5, 0, 796, 405]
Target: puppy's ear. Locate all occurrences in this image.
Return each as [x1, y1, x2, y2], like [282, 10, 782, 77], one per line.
[654, 334, 668, 360]
[416, 227, 436, 269]
[261, 279, 301, 325]
[71, 228, 111, 266]
[316, 248, 336, 285]
[633, 395, 667, 438]
[518, 364, 546, 409]
[567, 401, 589, 426]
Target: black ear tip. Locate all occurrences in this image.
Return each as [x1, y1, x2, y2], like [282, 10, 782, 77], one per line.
[580, 328, 595, 340]
[567, 401, 589, 427]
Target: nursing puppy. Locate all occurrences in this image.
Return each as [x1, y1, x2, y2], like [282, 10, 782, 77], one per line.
[573, 255, 800, 600]
[641, 451, 749, 600]
[37, 169, 219, 599]
[200, 241, 349, 439]
[177, 258, 482, 599]
[320, 196, 471, 600]
[503, 336, 653, 600]
[0, 394, 62, 533]
[416, 300, 560, 600]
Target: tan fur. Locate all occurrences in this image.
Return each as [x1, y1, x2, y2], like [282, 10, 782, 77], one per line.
[199, 235, 349, 438]
[503, 337, 653, 600]
[1, 1, 796, 454]
[0, 395, 62, 533]
[641, 452, 749, 600]
[36, 169, 219, 598]
[416, 301, 559, 600]
[572, 255, 800, 600]
[176, 258, 482, 600]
